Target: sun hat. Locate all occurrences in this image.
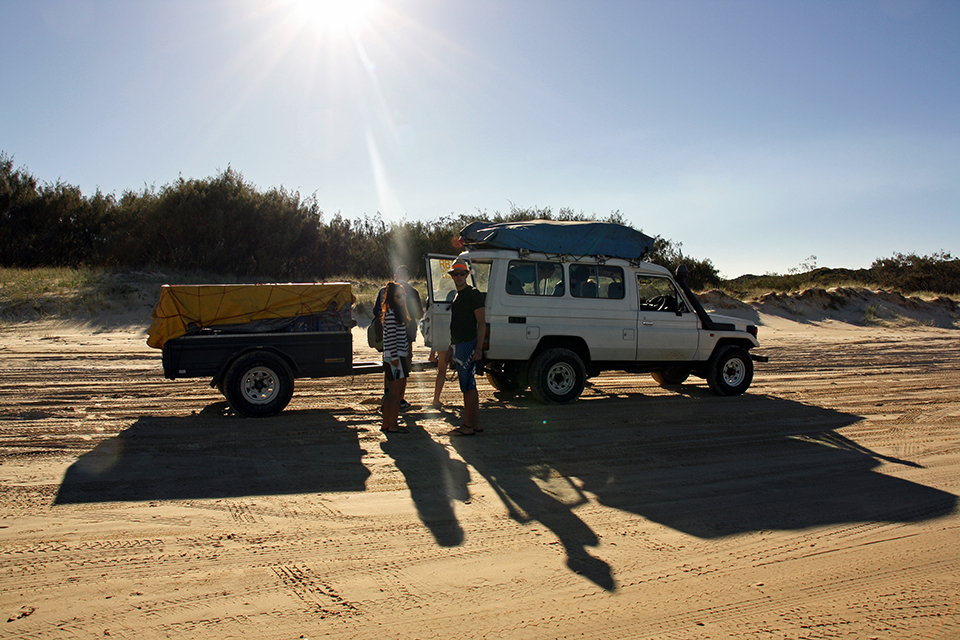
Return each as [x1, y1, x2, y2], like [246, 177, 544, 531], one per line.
[448, 259, 470, 275]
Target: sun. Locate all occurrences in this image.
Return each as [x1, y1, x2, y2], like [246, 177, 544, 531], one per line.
[290, 0, 379, 35]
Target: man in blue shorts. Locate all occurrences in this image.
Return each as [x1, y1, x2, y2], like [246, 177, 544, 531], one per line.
[446, 259, 485, 435]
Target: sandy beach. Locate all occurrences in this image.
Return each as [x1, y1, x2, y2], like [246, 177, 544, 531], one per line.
[1, 289, 958, 639]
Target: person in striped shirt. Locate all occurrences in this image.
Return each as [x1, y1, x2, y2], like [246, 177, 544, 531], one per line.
[381, 281, 412, 434]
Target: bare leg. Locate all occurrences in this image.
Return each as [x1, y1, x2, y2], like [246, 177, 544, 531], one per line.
[381, 388, 395, 431]
[432, 353, 447, 407]
[463, 388, 479, 432]
[383, 378, 407, 431]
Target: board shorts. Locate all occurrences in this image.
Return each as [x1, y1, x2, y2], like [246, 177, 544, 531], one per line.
[383, 356, 411, 382]
[451, 340, 478, 393]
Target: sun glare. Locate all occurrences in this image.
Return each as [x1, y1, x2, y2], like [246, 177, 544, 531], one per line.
[291, 0, 378, 34]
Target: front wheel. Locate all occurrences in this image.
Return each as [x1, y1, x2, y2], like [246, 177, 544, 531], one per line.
[529, 348, 586, 404]
[223, 351, 295, 417]
[706, 345, 753, 396]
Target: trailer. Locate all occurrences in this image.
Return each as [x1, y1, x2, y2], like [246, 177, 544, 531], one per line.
[148, 283, 403, 417]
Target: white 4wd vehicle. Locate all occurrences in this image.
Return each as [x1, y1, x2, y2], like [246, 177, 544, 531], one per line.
[421, 220, 766, 404]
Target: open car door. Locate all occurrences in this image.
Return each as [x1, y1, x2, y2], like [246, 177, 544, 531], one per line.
[421, 254, 474, 350]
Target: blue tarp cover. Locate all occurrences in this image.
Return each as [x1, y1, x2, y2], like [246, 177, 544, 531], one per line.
[460, 220, 654, 260]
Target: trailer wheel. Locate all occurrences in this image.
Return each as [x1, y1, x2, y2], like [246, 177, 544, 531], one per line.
[529, 348, 586, 404]
[651, 367, 690, 386]
[706, 345, 753, 396]
[223, 351, 294, 417]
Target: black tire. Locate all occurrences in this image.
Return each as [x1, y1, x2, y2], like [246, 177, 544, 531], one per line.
[651, 367, 690, 386]
[706, 345, 753, 396]
[485, 362, 527, 394]
[223, 351, 295, 417]
[529, 348, 586, 404]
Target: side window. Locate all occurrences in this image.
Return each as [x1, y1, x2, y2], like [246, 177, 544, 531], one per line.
[472, 261, 491, 294]
[637, 276, 687, 313]
[570, 265, 625, 299]
[506, 260, 564, 296]
[598, 266, 625, 299]
[570, 265, 595, 298]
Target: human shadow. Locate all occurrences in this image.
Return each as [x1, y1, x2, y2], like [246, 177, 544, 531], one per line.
[450, 391, 957, 590]
[55, 403, 371, 504]
[450, 435, 616, 591]
[379, 417, 470, 547]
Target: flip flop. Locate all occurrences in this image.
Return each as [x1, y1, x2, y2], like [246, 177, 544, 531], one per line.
[385, 427, 410, 434]
[448, 427, 475, 436]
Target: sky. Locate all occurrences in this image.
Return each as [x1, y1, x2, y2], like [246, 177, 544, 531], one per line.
[2, 0, 958, 278]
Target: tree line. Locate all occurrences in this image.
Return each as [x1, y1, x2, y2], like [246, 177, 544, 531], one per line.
[3, 152, 957, 293]
[0, 153, 721, 288]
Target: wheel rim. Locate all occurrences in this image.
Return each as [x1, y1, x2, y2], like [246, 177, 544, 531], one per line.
[240, 366, 280, 405]
[546, 362, 576, 395]
[721, 358, 746, 387]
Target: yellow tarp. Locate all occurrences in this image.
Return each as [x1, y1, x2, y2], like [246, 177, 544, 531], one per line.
[147, 283, 355, 349]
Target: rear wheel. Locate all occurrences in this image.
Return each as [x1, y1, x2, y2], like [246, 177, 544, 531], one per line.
[223, 351, 294, 417]
[529, 348, 586, 404]
[485, 362, 527, 394]
[706, 345, 753, 396]
[651, 367, 690, 386]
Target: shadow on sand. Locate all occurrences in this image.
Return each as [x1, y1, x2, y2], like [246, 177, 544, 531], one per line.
[55, 402, 371, 504]
[448, 390, 957, 590]
[56, 392, 957, 592]
[379, 414, 470, 548]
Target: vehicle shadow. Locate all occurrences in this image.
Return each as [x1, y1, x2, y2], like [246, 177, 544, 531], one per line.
[54, 403, 372, 504]
[451, 391, 957, 590]
[54, 391, 958, 594]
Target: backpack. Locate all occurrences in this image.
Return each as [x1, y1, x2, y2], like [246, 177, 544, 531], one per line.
[367, 312, 384, 352]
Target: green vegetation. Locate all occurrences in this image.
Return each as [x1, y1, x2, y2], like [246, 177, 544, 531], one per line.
[2, 151, 957, 299]
[723, 251, 960, 298]
[1, 152, 718, 288]
[0, 266, 134, 319]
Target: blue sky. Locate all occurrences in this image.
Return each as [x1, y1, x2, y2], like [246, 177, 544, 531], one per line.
[2, 0, 958, 277]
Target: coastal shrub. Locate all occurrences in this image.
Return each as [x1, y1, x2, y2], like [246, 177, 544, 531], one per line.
[871, 252, 960, 295]
[2, 152, 957, 293]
